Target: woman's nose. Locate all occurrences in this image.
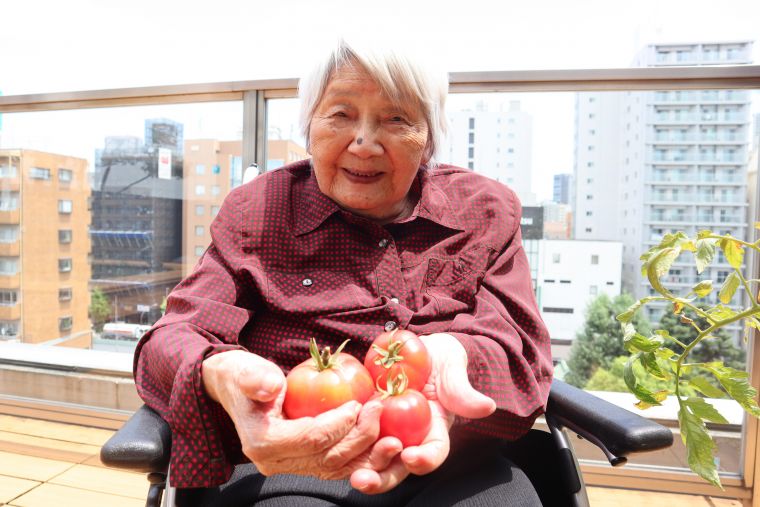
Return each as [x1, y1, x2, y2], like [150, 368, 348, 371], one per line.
[347, 123, 383, 158]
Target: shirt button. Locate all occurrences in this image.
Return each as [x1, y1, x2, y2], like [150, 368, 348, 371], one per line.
[378, 238, 389, 248]
[390, 297, 399, 304]
[302, 278, 313, 287]
[384, 321, 397, 332]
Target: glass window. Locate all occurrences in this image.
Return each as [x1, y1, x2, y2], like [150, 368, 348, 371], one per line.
[195, 184, 205, 196]
[211, 205, 220, 217]
[0, 290, 18, 306]
[30, 167, 51, 180]
[59, 168, 73, 182]
[0, 257, 19, 275]
[58, 258, 72, 272]
[0, 225, 19, 243]
[0, 156, 19, 178]
[211, 185, 221, 196]
[59, 316, 73, 331]
[58, 229, 72, 243]
[58, 287, 72, 301]
[195, 225, 204, 237]
[195, 164, 205, 175]
[195, 246, 205, 257]
[195, 205, 204, 216]
[58, 199, 73, 213]
[591, 254, 599, 265]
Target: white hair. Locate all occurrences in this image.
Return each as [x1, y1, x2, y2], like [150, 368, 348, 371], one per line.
[298, 38, 449, 167]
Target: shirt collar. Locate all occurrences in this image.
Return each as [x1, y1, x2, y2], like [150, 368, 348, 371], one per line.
[292, 162, 464, 236]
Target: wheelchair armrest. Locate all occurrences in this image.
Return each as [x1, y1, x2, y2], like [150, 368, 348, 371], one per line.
[546, 380, 673, 465]
[100, 404, 171, 474]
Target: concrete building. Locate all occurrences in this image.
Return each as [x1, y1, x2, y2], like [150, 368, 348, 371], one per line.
[574, 41, 753, 326]
[534, 240, 623, 358]
[0, 150, 91, 348]
[445, 101, 536, 205]
[182, 139, 308, 276]
[553, 173, 572, 205]
[542, 201, 573, 239]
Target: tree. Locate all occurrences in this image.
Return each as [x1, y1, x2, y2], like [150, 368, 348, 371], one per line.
[89, 288, 111, 332]
[565, 293, 651, 388]
[657, 306, 746, 371]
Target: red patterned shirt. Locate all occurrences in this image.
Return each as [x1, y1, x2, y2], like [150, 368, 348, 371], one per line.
[134, 160, 553, 488]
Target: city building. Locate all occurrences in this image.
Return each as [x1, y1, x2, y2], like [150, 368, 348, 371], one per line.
[182, 139, 308, 276]
[574, 41, 753, 326]
[533, 239, 623, 359]
[553, 173, 572, 204]
[445, 101, 536, 205]
[542, 201, 573, 239]
[0, 149, 91, 347]
[90, 119, 186, 324]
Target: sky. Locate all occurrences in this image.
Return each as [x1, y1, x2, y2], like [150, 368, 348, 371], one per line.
[1, 0, 759, 201]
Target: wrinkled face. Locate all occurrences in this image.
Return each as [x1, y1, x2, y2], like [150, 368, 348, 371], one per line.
[308, 64, 430, 223]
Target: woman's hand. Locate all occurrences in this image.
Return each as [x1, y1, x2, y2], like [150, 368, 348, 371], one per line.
[202, 350, 403, 479]
[350, 333, 496, 494]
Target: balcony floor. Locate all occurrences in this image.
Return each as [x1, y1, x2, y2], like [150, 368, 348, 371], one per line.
[0, 413, 745, 507]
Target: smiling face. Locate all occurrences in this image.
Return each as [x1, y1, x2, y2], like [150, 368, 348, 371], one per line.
[308, 63, 430, 223]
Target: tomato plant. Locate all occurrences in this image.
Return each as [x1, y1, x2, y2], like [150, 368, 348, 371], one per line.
[283, 338, 374, 419]
[364, 329, 431, 392]
[377, 373, 432, 447]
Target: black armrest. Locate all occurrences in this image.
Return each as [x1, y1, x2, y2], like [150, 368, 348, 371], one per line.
[547, 380, 673, 464]
[100, 405, 172, 474]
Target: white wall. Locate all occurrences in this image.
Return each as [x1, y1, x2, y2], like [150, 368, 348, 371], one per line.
[535, 240, 623, 341]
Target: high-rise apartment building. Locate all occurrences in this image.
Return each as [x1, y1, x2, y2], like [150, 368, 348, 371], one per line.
[182, 139, 308, 276]
[445, 102, 536, 205]
[552, 173, 572, 205]
[575, 41, 753, 324]
[0, 150, 91, 347]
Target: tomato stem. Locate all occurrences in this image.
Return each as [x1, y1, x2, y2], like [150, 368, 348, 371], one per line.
[308, 337, 350, 371]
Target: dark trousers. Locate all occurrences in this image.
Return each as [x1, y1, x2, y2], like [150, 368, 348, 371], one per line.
[177, 439, 543, 506]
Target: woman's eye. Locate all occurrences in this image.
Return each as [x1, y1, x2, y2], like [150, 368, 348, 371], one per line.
[389, 116, 407, 123]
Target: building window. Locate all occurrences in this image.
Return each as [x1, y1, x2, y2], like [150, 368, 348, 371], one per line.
[0, 290, 18, 306]
[590, 285, 598, 295]
[211, 206, 220, 217]
[58, 169, 73, 183]
[468, 132, 475, 144]
[195, 164, 205, 175]
[591, 254, 599, 265]
[195, 184, 206, 196]
[543, 307, 574, 314]
[0, 226, 19, 243]
[585, 227, 592, 233]
[58, 200, 73, 214]
[0, 320, 19, 338]
[30, 167, 51, 180]
[587, 162, 594, 168]
[586, 211, 593, 216]
[467, 161, 474, 170]
[560, 280, 571, 284]
[552, 253, 560, 263]
[0, 258, 18, 275]
[0, 159, 18, 178]
[587, 145, 594, 151]
[195, 246, 205, 257]
[195, 226, 204, 237]
[468, 117, 475, 129]
[59, 316, 73, 331]
[58, 230, 72, 244]
[58, 288, 72, 301]
[543, 279, 555, 283]
[58, 258, 72, 272]
[586, 194, 593, 200]
[468, 147, 474, 158]
[211, 185, 221, 196]
[195, 205, 205, 216]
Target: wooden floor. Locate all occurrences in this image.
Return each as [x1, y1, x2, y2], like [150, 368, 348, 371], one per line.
[0, 413, 746, 506]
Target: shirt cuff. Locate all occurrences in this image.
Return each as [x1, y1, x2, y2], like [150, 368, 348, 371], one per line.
[168, 343, 246, 488]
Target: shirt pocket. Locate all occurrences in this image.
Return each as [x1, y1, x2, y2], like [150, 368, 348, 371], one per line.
[424, 245, 491, 314]
[265, 269, 373, 315]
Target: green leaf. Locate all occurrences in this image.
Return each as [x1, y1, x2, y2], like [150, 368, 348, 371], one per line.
[624, 354, 663, 407]
[683, 397, 729, 424]
[640, 351, 669, 380]
[697, 229, 714, 240]
[688, 376, 726, 399]
[706, 304, 738, 323]
[754, 222, 760, 230]
[635, 390, 670, 410]
[646, 247, 680, 296]
[694, 239, 716, 274]
[678, 403, 722, 488]
[718, 272, 741, 305]
[655, 347, 677, 361]
[624, 332, 664, 353]
[691, 280, 713, 298]
[616, 297, 654, 324]
[705, 364, 760, 417]
[719, 237, 744, 270]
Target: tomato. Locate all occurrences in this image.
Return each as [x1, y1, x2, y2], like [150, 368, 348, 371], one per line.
[364, 329, 431, 392]
[283, 338, 374, 419]
[378, 375, 432, 447]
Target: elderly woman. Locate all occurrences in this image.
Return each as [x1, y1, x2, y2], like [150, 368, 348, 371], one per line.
[135, 40, 552, 506]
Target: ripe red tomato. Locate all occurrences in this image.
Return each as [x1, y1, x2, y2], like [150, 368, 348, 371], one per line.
[364, 329, 431, 392]
[283, 338, 374, 419]
[378, 377, 432, 447]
